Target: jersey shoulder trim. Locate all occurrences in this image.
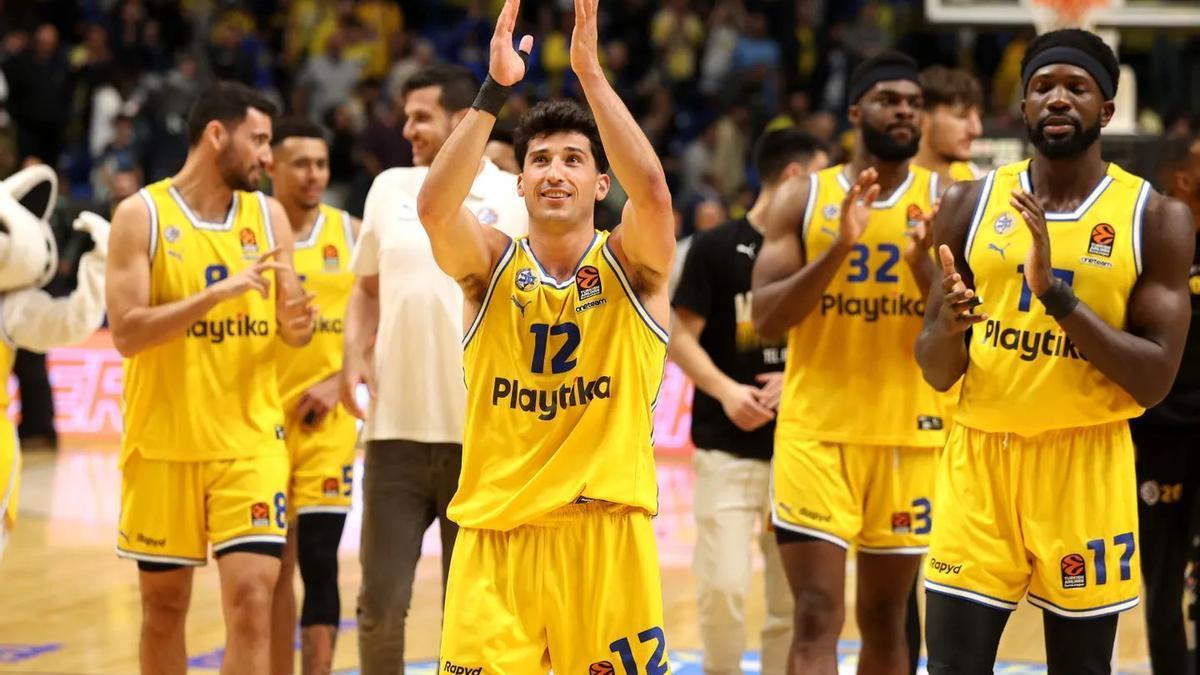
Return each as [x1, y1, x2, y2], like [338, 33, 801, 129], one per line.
[600, 239, 669, 345]
[801, 172, 820, 239]
[137, 187, 160, 264]
[254, 192, 278, 249]
[1132, 179, 1151, 276]
[463, 237, 516, 348]
[963, 170, 998, 262]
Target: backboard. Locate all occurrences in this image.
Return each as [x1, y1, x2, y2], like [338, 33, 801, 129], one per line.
[924, 0, 1200, 28]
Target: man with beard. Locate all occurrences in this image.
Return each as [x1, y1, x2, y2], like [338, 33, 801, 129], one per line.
[916, 29, 1195, 671]
[752, 51, 946, 674]
[266, 117, 360, 675]
[106, 81, 316, 673]
[914, 66, 984, 185]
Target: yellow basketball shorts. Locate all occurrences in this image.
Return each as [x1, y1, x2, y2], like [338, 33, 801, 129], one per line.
[440, 502, 672, 675]
[285, 406, 356, 516]
[117, 449, 289, 565]
[771, 437, 937, 553]
[925, 422, 1141, 618]
[1, 425, 19, 532]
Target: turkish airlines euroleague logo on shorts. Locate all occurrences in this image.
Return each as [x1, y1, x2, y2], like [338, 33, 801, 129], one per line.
[576, 265, 602, 300]
[590, 661, 615, 675]
[250, 502, 271, 528]
[1061, 553, 1087, 589]
[322, 477, 340, 497]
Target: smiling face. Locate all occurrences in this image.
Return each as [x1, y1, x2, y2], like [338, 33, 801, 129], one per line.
[852, 79, 924, 162]
[269, 136, 329, 211]
[1022, 63, 1112, 160]
[517, 131, 610, 230]
[402, 85, 455, 167]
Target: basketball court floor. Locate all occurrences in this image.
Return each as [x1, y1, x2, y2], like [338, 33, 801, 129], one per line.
[0, 444, 1156, 674]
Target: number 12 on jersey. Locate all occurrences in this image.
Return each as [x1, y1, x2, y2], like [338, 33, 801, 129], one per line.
[530, 322, 580, 374]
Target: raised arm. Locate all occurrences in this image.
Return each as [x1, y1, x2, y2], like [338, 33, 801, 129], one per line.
[750, 169, 880, 341]
[105, 194, 287, 358]
[572, 0, 674, 285]
[914, 180, 987, 391]
[415, 0, 528, 299]
[1020, 191, 1194, 407]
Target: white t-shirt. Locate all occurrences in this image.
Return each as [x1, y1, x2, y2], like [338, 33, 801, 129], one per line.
[350, 158, 528, 443]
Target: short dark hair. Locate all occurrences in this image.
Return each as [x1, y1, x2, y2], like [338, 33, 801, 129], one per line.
[1020, 28, 1119, 98]
[489, 118, 515, 146]
[920, 66, 983, 111]
[401, 64, 479, 114]
[513, 100, 609, 174]
[271, 116, 328, 147]
[753, 128, 826, 185]
[186, 81, 278, 146]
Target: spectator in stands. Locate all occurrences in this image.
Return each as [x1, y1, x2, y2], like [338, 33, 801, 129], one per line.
[2, 24, 70, 166]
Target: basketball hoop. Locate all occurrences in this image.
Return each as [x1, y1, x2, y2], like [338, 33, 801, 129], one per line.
[1028, 0, 1111, 32]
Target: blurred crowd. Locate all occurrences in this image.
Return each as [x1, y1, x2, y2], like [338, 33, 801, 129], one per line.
[2, 0, 1200, 271]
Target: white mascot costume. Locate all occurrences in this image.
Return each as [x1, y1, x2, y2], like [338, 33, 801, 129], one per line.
[0, 164, 109, 559]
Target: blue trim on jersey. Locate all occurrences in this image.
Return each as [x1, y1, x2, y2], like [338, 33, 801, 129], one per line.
[929, 171, 940, 205]
[1026, 592, 1140, 618]
[924, 579, 1019, 611]
[1018, 169, 1114, 221]
[1132, 180, 1150, 276]
[600, 240, 670, 344]
[463, 238, 516, 348]
[138, 188, 159, 265]
[294, 211, 326, 250]
[834, 168, 916, 209]
[962, 170, 996, 262]
[520, 232, 599, 289]
[341, 210, 355, 246]
[171, 186, 238, 231]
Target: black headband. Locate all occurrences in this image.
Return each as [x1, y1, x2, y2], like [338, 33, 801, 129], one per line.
[1021, 45, 1116, 100]
[848, 63, 920, 105]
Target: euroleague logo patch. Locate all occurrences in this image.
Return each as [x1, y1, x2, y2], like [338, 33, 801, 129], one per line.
[1061, 553, 1087, 589]
[589, 661, 615, 675]
[240, 227, 258, 256]
[323, 244, 340, 270]
[576, 265, 602, 300]
[1088, 223, 1115, 257]
[891, 511, 912, 534]
[250, 502, 271, 528]
[905, 203, 924, 229]
[323, 477, 340, 497]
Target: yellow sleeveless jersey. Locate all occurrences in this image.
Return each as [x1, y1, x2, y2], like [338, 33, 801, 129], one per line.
[121, 178, 285, 463]
[277, 204, 355, 409]
[950, 161, 979, 182]
[778, 164, 947, 447]
[957, 160, 1148, 435]
[449, 231, 668, 531]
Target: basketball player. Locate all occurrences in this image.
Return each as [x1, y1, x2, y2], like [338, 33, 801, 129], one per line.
[266, 117, 359, 675]
[751, 51, 945, 675]
[106, 81, 315, 674]
[916, 29, 1195, 671]
[416, 0, 674, 669]
[671, 128, 826, 675]
[914, 66, 984, 184]
[1129, 133, 1200, 675]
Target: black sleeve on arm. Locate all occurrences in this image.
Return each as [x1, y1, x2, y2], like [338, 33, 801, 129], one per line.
[672, 229, 716, 319]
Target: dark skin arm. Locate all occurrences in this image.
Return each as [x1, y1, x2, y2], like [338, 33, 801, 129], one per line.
[915, 179, 989, 391]
[751, 169, 881, 341]
[1015, 188, 1195, 408]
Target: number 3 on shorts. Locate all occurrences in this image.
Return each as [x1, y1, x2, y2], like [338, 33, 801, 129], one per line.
[608, 626, 668, 675]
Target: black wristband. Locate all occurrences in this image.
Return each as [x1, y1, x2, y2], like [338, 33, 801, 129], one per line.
[1037, 278, 1079, 320]
[472, 76, 511, 116]
[472, 51, 530, 116]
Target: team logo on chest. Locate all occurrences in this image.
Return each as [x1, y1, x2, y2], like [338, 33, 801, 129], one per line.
[993, 212, 1016, 236]
[164, 226, 181, 243]
[240, 227, 258, 258]
[822, 204, 839, 220]
[323, 243, 340, 270]
[515, 267, 538, 292]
